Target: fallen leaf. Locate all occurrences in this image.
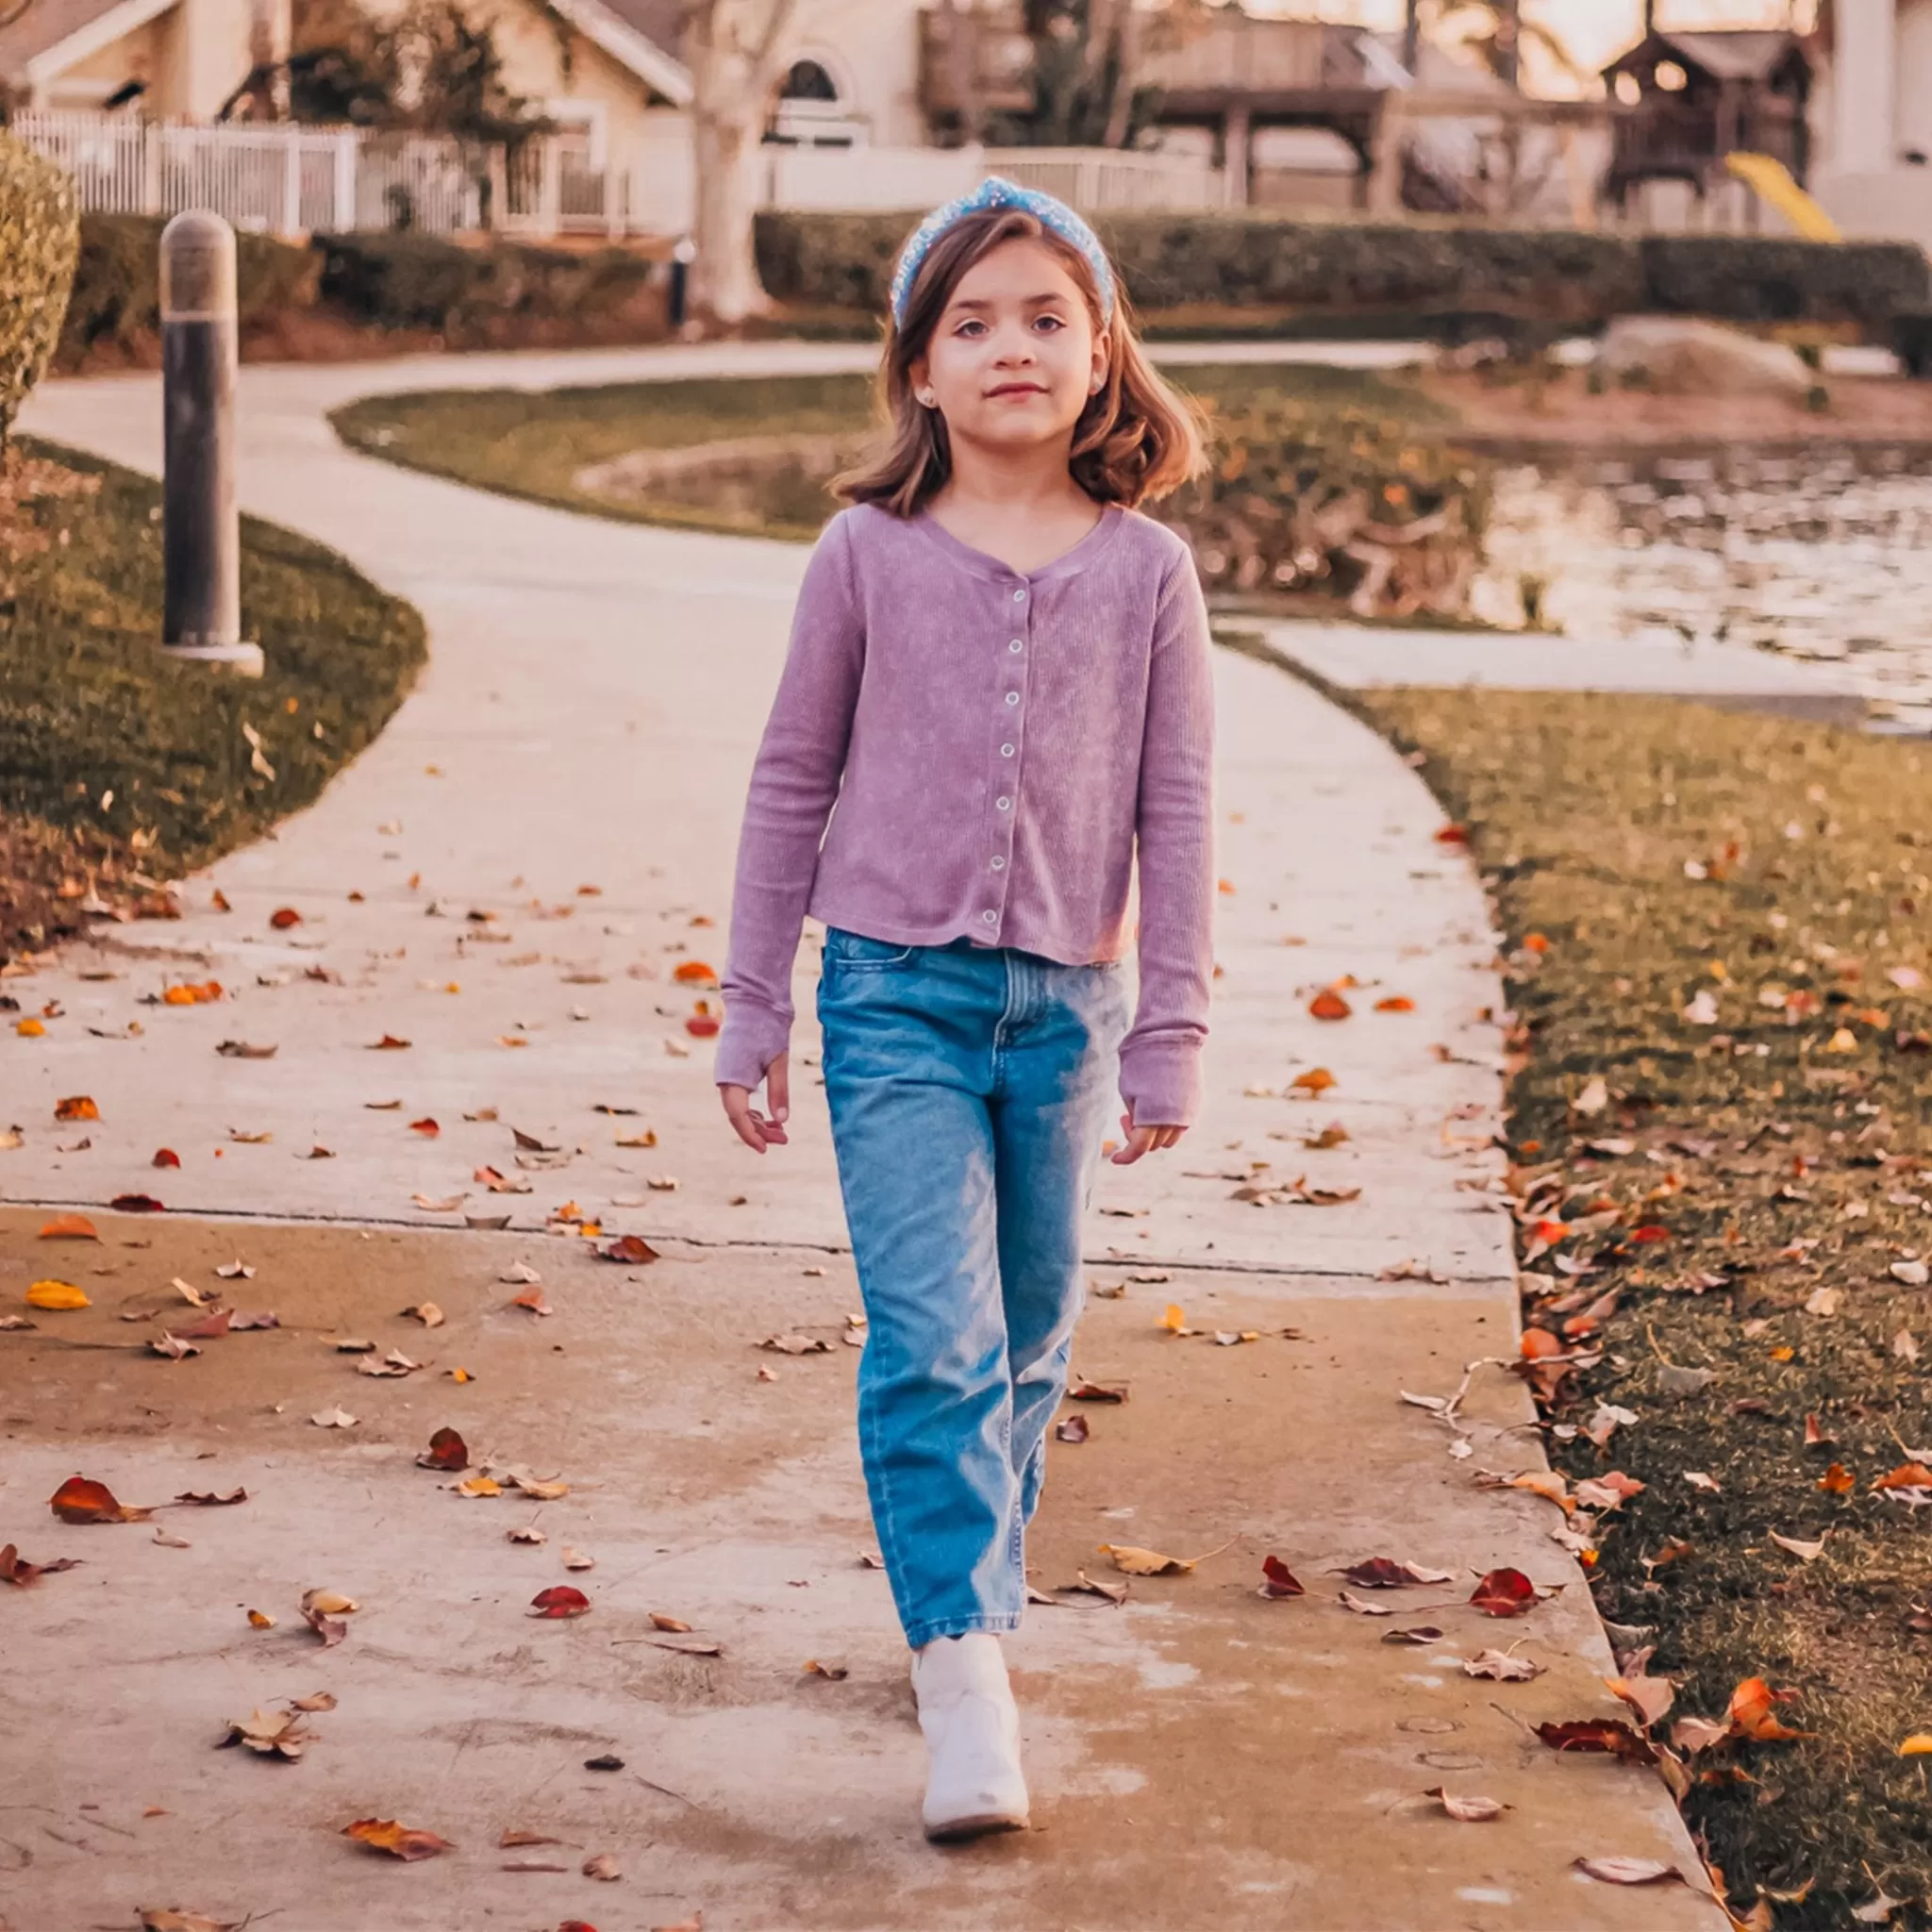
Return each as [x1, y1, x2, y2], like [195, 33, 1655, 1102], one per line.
[1606, 1667, 1676, 1729]
[584, 1851, 623, 1879]
[600, 1234, 660, 1265]
[403, 1302, 444, 1328]
[215, 1040, 277, 1058]
[38, 1214, 99, 1241]
[1899, 1734, 1932, 1756]
[1291, 1067, 1336, 1095]
[310, 1407, 358, 1428]
[1160, 1304, 1188, 1334]
[139, 1909, 242, 1931]
[153, 1147, 182, 1168]
[371, 1033, 412, 1051]
[303, 1588, 358, 1615]
[54, 1096, 100, 1122]
[1055, 1414, 1090, 1443]
[1258, 1555, 1305, 1598]
[247, 1609, 276, 1628]
[530, 1586, 591, 1619]
[510, 1288, 554, 1316]
[1335, 1557, 1454, 1589]
[802, 1660, 848, 1682]
[761, 1333, 830, 1355]
[1097, 1541, 1222, 1577]
[1338, 1590, 1399, 1616]
[1819, 1463, 1855, 1493]
[175, 1488, 248, 1507]
[1068, 1378, 1128, 1403]
[1383, 1626, 1446, 1645]
[50, 1474, 149, 1524]
[1469, 1568, 1537, 1617]
[1874, 1462, 1932, 1492]
[1309, 989, 1352, 1021]
[563, 1548, 595, 1571]
[1424, 1788, 1507, 1822]
[1535, 1719, 1657, 1764]
[342, 1818, 453, 1860]
[0, 1542, 82, 1586]
[1463, 1650, 1543, 1682]
[26, 1278, 89, 1310]
[220, 1706, 309, 1759]
[649, 1636, 723, 1656]
[418, 1426, 469, 1471]
[1574, 1858, 1686, 1887]
[408, 1117, 440, 1138]
[1890, 1259, 1930, 1287]
[1728, 1675, 1811, 1741]
[411, 1192, 464, 1213]
[1769, 1532, 1827, 1562]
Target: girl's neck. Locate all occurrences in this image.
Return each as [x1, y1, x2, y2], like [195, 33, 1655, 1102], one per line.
[927, 444, 1102, 577]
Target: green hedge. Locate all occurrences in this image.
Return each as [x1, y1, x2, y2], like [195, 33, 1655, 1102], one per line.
[313, 231, 661, 343]
[754, 209, 1930, 342]
[59, 214, 320, 359]
[0, 132, 79, 440]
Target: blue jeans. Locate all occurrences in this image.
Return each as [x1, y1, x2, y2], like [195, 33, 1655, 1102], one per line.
[816, 927, 1130, 1649]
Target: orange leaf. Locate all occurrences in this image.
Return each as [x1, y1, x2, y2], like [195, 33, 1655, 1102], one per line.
[269, 908, 303, 929]
[408, 1118, 440, 1138]
[1817, 1462, 1855, 1494]
[15, 1017, 44, 1037]
[1520, 1327, 1563, 1361]
[153, 1147, 181, 1168]
[673, 960, 720, 984]
[1290, 1067, 1336, 1094]
[1308, 990, 1352, 1022]
[1874, 1461, 1932, 1491]
[1374, 996, 1415, 1013]
[49, 1475, 149, 1524]
[54, 1096, 99, 1123]
[39, 1214, 98, 1241]
[342, 1817, 453, 1860]
[417, 1426, 469, 1472]
[1727, 1676, 1811, 1741]
[370, 1034, 411, 1050]
[600, 1234, 660, 1265]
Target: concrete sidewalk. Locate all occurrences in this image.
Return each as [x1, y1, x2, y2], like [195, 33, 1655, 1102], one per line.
[1, 352, 1710, 1929]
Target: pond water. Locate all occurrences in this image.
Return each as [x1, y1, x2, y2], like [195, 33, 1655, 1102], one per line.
[1473, 445, 1932, 731]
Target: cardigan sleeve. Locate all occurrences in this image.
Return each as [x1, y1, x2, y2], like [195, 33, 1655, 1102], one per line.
[1117, 545, 1216, 1127]
[715, 514, 864, 1091]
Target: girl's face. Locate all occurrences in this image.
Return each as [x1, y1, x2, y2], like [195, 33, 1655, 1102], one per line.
[910, 237, 1109, 458]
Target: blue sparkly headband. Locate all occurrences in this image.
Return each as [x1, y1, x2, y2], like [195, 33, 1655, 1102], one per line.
[889, 175, 1116, 329]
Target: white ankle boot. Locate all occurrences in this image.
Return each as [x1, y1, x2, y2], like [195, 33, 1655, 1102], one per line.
[910, 1633, 1029, 1840]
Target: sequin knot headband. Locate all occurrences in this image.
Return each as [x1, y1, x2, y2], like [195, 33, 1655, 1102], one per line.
[888, 175, 1116, 330]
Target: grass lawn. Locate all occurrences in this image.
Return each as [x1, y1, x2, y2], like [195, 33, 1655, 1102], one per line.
[1349, 683, 1932, 1929]
[328, 362, 1450, 542]
[0, 441, 425, 962]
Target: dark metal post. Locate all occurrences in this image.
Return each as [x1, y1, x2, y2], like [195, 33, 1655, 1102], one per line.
[668, 234, 695, 334]
[160, 210, 260, 675]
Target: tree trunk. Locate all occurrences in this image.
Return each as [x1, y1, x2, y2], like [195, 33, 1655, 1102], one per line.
[685, 0, 796, 332]
[690, 93, 770, 326]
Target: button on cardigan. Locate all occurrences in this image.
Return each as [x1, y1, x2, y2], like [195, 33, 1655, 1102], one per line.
[716, 500, 1217, 1126]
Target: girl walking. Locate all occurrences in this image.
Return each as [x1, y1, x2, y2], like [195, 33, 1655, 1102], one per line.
[715, 177, 1215, 1841]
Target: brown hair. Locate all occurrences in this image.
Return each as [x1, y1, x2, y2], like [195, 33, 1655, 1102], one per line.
[837, 208, 1205, 518]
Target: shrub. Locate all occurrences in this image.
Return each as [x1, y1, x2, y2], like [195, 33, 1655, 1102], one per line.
[313, 230, 661, 344]
[754, 209, 1927, 343]
[0, 131, 79, 440]
[1639, 233, 1927, 332]
[58, 214, 320, 362]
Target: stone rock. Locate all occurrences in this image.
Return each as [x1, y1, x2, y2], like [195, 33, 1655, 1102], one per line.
[1597, 316, 1813, 399]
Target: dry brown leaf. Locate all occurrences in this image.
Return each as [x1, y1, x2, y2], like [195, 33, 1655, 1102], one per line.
[1574, 1857, 1687, 1887]
[403, 1302, 444, 1328]
[1462, 1649, 1543, 1682]
[1424, 1787, 1508, 1823]
[583, 1851, 623, 1880]
[342, 1817, 452, 1860]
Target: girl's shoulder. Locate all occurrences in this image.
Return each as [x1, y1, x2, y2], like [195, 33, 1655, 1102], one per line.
[1111, 505, 1194, 575]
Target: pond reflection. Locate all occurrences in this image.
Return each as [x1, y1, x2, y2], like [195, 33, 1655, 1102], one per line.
[1474, 446, 1932, 731]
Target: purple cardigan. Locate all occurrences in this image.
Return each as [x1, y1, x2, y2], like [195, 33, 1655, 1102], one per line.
[716, 501, 1216, 1125]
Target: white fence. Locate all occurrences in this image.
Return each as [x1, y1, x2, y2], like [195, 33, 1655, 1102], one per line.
[16, 110, 1232, 242]
[11, 111, 626, 239]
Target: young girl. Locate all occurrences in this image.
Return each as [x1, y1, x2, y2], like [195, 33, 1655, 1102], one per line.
[715, 176, 1215, 1841]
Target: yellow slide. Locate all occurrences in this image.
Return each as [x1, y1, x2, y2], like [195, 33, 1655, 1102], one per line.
[1724, 152, 1842, 242]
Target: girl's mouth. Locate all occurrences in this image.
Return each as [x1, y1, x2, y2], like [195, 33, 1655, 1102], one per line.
[986, 383, 1048, 399]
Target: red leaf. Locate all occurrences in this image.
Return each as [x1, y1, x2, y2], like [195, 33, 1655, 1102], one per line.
[49, 1474, 148, 1524]
[685, 1016, 721, 1038]
[110, 1193, 165, 1214]
[1469, 1567, 1536, 1616]
[408, 1117, 440, 1138]
[1435, 824, 1469, 845]
[269, 907, 303, 929]
[1308, 989, 1352, 1022]
[1629, 1225, 1670, 1244]
[417, 1426, 469, 1472]
[1334, 1557, 1449, 1590]
[599, 1234, 660, 1265]
[152, 1147, 181, 1169]
[1535, 1719, 1657, 1764]
[1259, 1555, 1306, 1598]
[530, 1585, 591, 1619]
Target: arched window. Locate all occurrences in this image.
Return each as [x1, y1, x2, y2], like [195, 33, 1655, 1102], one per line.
[781, 58, 841, 104]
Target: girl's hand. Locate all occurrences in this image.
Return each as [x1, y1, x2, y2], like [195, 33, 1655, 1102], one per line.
[1110, 1108, 1185, 1165]
[722, 1054, 790, 1154]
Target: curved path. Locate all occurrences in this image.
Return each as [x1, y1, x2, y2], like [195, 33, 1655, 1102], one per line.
[3, 346, 1706, 1928]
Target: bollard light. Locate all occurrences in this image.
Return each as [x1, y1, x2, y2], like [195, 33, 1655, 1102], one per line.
[159, 210, 262, 675]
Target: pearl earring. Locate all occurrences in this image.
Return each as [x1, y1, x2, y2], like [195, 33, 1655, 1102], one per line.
[918, 390, 937, 408]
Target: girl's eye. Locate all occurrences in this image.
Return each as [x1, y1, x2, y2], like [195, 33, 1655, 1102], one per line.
[1033, 314, 1065, 333]
[954, 318, 988, 337]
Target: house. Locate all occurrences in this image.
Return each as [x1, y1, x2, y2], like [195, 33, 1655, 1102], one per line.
[1808, 0, 1932, 249]
[0, 0, 287, 117]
